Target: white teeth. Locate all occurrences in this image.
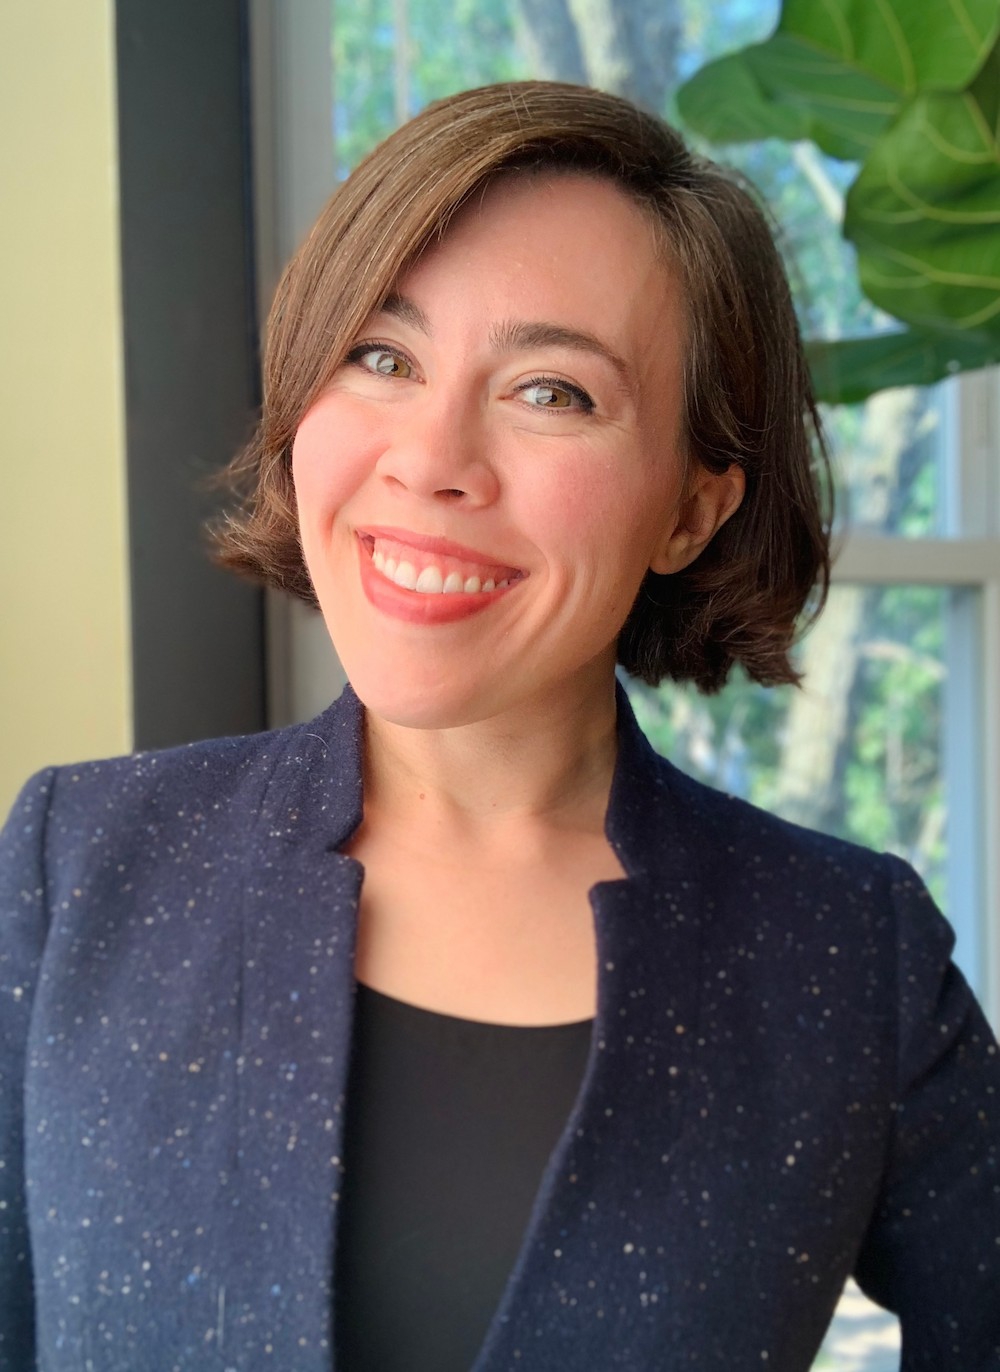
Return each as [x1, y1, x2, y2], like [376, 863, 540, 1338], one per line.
[415, 565, 444, 593]
[369, 541, 517, 595]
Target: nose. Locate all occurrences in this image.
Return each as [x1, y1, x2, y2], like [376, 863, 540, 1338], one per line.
[374, 389, 500, 506]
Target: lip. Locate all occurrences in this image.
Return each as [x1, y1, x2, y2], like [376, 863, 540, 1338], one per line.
[355, 528, 525, 625]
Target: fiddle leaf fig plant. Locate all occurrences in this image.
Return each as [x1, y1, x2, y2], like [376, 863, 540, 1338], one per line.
[677, 0, 1000, 404]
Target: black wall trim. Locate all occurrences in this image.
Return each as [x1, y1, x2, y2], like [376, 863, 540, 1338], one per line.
[115, 0, 266, 749]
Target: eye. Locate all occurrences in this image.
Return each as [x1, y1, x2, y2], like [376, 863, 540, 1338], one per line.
[519, 377, 595, 414]
[345, 342, 414, 379]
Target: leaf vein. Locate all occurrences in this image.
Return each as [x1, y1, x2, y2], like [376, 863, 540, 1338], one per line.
[817, 0, 854, 61]
[877, 163, 1000, 222]
[946, 0, 998, 60]
[865, 246, 1000, 288]
[873, 0, 917, 93]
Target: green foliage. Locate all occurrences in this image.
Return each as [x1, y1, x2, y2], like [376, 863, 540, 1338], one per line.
[333, 0, 522, 175]
[679, 0, 997, 158]
[848, 42, 1000, 342]
[675, 31, 897, 160]
[806, 330, 997, 405]
[677, 0, 1000, 401]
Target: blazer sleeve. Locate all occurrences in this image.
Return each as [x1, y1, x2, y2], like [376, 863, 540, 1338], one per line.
[0, 769, 56, 1371]
[853, 853, 1000, 1368]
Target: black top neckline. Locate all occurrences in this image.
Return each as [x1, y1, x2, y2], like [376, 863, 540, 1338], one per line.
[354, 979, 595, 1032]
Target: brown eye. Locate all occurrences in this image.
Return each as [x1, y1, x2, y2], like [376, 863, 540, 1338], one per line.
[522, 383, 573, 409]
[366, 348, 412, 378]
[346, 344, 414, 378]
[519, 378, 595, 413]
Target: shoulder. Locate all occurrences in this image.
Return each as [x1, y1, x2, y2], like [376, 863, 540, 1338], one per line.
[49, 725, 289, 817]
[6, 726, 291, 861]
[614, 682, 891, 895]
[2, 685, 365, 875]
[641, 744, 951, 964]
[647, 740, 893, 885]
[645, 754, 981, 1099]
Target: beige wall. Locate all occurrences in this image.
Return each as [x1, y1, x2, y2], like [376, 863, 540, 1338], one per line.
[0, 0, 132, 817]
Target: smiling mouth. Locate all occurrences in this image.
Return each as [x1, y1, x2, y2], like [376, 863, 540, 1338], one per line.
[358, 533, 526, 597]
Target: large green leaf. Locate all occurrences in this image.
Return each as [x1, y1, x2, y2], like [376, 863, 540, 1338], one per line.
[678, 36, 897, 160]
[846, 39, 1000, 341]
[676, 0, 1000, 161]
[780, 0, 998, 92]
[806, 329, 1000, 405]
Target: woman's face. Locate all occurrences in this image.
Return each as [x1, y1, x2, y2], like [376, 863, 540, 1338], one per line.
[292, 172, 742, 729]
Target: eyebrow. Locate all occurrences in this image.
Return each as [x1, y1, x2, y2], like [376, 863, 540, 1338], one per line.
[377, 293, 636, 398]
[490, 320, 636, 398]
[380, 293, 430, 332]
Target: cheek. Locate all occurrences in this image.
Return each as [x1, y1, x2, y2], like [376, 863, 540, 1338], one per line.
[291, 399, 379, 531]
[530, 452, 672, 561]
[523, 446, 622, 529]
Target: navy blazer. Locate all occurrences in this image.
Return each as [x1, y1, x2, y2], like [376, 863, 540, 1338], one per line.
[2, 684, 998, 1370]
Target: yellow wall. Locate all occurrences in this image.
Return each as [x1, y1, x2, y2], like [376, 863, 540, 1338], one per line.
[0, 0, 132, 816]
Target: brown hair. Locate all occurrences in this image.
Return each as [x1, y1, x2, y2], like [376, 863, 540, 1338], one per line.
[211, 80, 831, 692]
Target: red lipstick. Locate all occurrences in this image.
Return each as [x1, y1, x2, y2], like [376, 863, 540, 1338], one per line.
[355, 530, 524, 625]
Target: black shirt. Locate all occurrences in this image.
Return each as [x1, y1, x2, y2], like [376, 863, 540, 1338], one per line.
[335, 984, 593, 1371]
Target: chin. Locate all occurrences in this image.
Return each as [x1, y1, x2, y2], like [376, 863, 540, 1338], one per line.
[343, 657, 508, 732]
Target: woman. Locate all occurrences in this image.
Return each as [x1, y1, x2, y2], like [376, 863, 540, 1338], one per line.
[1, 82, 997, 1372]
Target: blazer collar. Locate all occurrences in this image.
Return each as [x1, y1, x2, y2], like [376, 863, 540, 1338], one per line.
[272, 676, 700, 889]
[234, 679, 705, 1369]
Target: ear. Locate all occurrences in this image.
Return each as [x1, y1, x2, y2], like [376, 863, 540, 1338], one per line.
[649, 461, 745, 576]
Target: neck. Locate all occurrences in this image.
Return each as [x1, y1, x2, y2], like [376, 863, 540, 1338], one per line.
[360, 672, 621, 842]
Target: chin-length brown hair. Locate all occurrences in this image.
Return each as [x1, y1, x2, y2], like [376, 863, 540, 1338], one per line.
[211, 80, 831, 693]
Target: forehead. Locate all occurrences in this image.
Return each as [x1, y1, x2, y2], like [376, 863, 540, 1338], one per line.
[454, 167, 659, 242]
[391, 172, 685, 355]
[419, 170, 664, 280]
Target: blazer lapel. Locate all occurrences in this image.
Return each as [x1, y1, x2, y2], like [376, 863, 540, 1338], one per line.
[225, 688, 366, 1366]
[472, 682, 708, 1370]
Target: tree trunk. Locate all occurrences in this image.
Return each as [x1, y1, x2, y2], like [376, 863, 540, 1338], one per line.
[512, 0, 680, 110]
[510, 0, 588, 85]
[773, 388, 927, 831]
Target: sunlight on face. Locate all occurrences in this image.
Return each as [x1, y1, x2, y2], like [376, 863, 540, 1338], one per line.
[292, 173, 741, 730]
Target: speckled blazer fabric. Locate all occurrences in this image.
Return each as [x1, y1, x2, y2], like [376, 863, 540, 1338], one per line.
[1, 684, 998, 1371]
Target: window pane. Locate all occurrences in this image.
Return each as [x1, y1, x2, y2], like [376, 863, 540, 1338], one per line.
[826, 385, 951, 538]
